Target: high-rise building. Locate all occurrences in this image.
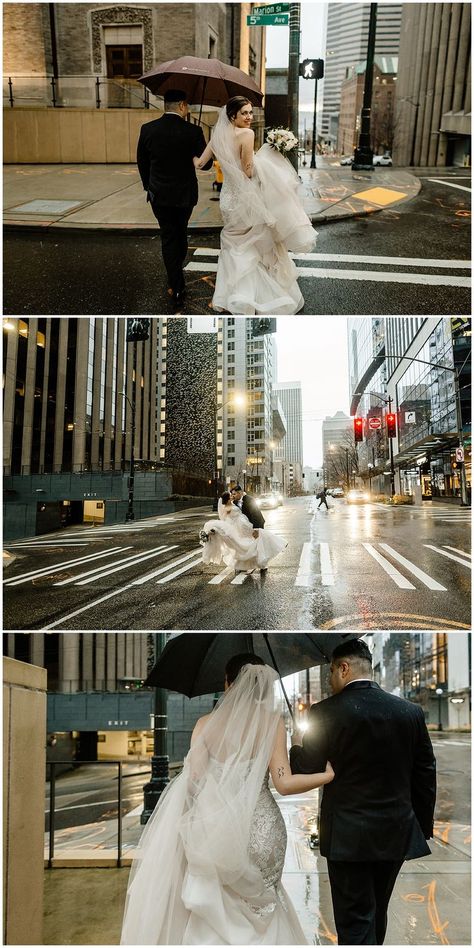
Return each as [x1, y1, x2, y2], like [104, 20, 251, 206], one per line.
[322, 2, 402, 148]
[218, 320, 281, 493]
[273, 382, 303, 466]
[322, 410, 353, 475]
[349, 318, 471, 502]
[393, 3, 471, 167]
[338, 56, 397, 155]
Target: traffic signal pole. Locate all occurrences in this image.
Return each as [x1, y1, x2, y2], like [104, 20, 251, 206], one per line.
[387, 396, 396, 498]
[288, 3, 301, 172]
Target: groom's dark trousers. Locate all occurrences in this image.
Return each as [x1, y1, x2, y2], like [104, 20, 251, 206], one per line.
[137, 113, 211, 294]
[290, 681, 436, 945]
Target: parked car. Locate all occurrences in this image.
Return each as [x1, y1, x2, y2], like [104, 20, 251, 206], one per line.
[340, 155, 354, 166]
[346, 489, 371, 504]
[331, 487, 345, 498]
[255, 492, 280, 510]
[373, 154, 392, 166]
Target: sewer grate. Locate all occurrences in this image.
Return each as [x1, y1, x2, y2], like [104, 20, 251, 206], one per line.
[9, 199, 83, 214]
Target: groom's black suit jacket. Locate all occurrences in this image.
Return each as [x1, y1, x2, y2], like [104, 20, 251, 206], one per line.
[137, 114, 211, 208]
[236, 493, 265, 530]
[290, 680, 436, 863]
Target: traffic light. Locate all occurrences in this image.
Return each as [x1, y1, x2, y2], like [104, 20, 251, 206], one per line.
[354, 417, 364, 443]
[299, 58, 324, 80]
[251, 318, 277, 338]
[386, 413, 397, 439]
[126, 318, 150, 342]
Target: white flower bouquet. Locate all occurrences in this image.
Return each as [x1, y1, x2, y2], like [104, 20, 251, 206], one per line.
[265, 127, 299, 156]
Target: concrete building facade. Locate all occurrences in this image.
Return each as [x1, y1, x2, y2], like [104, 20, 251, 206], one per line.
[322, 2, 402, 148]
[273, 382, 303, 466]
[393, 3, 471, 167]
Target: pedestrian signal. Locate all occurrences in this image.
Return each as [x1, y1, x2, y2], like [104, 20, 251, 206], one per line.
[386, 413, 397, 438]
[299, 58, 324, 80]
[354, 417, 364, 443]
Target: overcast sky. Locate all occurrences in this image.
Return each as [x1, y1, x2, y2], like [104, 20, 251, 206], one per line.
[265, 2, 327, 111]
[275, 317, 350, 469]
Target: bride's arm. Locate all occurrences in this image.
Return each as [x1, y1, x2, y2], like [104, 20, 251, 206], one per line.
[269, 718, 334, 795]
[240, 128, 255, 178]
[193, 141, 214, 170]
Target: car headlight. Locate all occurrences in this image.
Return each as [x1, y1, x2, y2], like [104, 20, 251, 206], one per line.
[363, 492, 370, 501]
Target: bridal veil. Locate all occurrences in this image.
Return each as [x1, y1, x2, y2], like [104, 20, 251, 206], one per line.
[121, 664, 285, 944]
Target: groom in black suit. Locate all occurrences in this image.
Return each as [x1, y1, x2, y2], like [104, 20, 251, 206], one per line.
[290, 639, 436, 946]
[231, 485, 265, 531]
[137, 89, 212, 307]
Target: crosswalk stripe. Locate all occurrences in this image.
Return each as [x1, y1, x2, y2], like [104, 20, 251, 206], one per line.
[294, 542, 314, 587]
[8, 541, 91, 548]
[191, 248, 470, 269]
[444, 546, 471, 558]
[131, 549, 199, 585]
[230, 570, 254, 584]
[427, 178, 472, 193]
[185, 260, 469, 287]
[320, 542, 335, 586]
[424, 545, 472, 569]
[3, 546, 128, 586]
[156, 553, 203, 584]
[54, 545, 176, 586]
[362, 544, 416, 589]
[208, 566, 235, 585]
[379, 544, 447, 590]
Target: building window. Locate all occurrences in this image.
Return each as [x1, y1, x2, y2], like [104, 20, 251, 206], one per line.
[106, 45, 143, 79]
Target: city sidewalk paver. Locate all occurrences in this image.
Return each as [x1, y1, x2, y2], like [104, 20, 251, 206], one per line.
[43, 788, 470, 945]
[4, 163, 421, 233]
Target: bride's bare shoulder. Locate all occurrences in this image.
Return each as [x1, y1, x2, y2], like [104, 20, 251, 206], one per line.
[235, 127, 254, 139]
[191, 713, 213, 745]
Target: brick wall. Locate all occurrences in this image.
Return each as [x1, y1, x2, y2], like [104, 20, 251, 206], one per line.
[3, 2, 48, 74]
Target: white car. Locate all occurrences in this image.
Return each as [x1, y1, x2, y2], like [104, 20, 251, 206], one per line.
[340, 155, 354, 166]
[373, 155, 392, 166]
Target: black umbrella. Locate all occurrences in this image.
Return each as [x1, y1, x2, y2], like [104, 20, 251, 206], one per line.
[145, 633, 360, 720]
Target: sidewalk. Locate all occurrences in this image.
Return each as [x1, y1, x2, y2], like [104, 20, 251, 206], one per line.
[4, 163, 421, 233]
[43, 790, 470, 945]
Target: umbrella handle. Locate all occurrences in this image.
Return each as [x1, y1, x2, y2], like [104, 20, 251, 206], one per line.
[263, 634, 295, 723]
[198, 76, 207, 126]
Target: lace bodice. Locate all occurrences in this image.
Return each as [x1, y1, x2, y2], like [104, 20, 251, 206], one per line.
[249, 772, 287, 888]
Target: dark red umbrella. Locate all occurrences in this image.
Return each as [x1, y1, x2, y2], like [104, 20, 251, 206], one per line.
[139, 56, 263, 123]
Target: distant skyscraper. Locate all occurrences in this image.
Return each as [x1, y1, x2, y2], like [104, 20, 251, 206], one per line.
[274, 382, 303, 466]
[322, 2, 402, 146]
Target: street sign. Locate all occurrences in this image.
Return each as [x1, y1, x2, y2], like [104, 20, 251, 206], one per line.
[247, 13, 289, 25]
[252, 3, 289, 13]
[456, 446, 465, 462]
[368, 417, 382, 430]
[405, 411, 416, 424]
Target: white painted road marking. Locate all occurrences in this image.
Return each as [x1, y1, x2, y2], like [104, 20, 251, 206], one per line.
[378, 544, 447, 591]
[427, 178, 472, 193]
[208, 566, 235, 585]
[4, 546, 128, 586]
[156, 553, 203, 583]
[320, 542, 335, 586]
[363, 544, 416, 589]
[56, 546, 178, 586]
[230, 570, 254, 585]
[424, 545, 472, 569]
[132, 549, 202, 585]
[191, 247, 470, 269]
[185, 260, 469, 288]
[294, 542, 314, 587]
[443, 546, 471, 558]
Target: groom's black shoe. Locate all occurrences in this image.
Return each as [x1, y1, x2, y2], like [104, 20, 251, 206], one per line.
[172, 288, 186, 310]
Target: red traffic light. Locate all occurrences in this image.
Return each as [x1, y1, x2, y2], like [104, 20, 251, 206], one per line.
[354, 417, 364, 443]
[386, 413, 397, 438]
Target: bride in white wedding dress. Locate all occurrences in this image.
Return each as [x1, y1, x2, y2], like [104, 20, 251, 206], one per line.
[193, 96, 317, 315]
[121, 655, 334, 945]
[200, 492, 287, 571]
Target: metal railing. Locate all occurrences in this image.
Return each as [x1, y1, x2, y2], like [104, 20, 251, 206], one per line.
[47, 759, 124, 868]
[3, 75, 157, 110]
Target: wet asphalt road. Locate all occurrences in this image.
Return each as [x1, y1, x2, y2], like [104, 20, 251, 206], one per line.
[3, 174, 470, 316]
[4, 498, 470, 631]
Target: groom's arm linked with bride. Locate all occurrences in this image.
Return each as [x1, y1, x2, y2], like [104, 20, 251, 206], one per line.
[290, 639, 436, 946]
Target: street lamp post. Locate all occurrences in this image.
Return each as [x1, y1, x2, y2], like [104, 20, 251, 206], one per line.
[141, 633, 170, 823]
[119, 391, 136, 521]
[435, 687, 444, 732]
[353, 3, 377, 170]
[213, 394, 246, 511]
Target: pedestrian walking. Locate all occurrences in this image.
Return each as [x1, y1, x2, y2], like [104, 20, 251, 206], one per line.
[137, 89, 213, 309]
[317, 487, 329, 510]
